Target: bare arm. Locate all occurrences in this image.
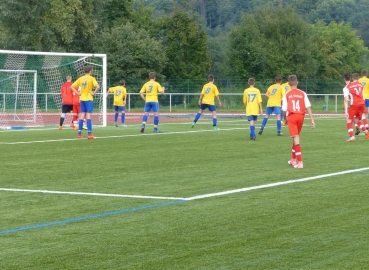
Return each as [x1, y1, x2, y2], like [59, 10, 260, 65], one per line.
[161, 86, 165, 95]
[259, 102, 263, 115]
[198, 94, 203, 105]
[216, 95, 221, 107]
[344, 96, 349, 119]
[92, 84, 100, 96]
[123, 94, 127, 105]
[71, 86, 80, 96]
[140, 92, 146, 102]
[306, 107, 315, 128]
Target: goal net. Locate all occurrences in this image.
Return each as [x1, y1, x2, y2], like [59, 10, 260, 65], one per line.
[0, 50, 107, 128]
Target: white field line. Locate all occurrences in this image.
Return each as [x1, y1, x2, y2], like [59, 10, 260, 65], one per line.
[0, 188, 185, 200]
[185, 167, 369, 201]
[1, 167, 368, 202]
[0, 128, 248, 145]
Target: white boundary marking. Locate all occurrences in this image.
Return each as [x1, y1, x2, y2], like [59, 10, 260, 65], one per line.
[1, 167, 368, 201]
[0, 188, 185, 200]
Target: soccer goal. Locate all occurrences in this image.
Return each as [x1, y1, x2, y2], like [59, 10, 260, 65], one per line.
[0, 50, 107, 128]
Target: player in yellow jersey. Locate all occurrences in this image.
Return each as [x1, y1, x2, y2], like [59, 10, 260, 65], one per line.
[280, 75, 291, 126]
[191, 74, 222, 130]
[243, 78, 263, 140]
[106, 79, 127, 127]
[71, 66, 100, 140]
[358, 69, 369, 134]
[259, 76, 284, 136]
[139, 72, 165, 133]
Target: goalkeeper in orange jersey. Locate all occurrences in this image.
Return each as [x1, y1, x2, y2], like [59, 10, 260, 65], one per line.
[59, 74, 74, 130]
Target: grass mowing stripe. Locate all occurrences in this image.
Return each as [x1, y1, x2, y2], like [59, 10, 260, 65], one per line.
[0, 200, 186, 235]
[0, 188, 185, 200]
[186, 167, 369, 201]
[1, 167, 367, 237]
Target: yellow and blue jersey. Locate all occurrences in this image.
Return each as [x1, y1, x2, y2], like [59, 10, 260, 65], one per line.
[243, 87, 262, 116]
[280, 82, 291, 94]
[266, 83, 284, 107]
[72, 74, 98, 101]
[201, 82, 219, 105]
[359, 77, 369, 99]
[109, 86, 127, 106]
[140, 81, 163, 102]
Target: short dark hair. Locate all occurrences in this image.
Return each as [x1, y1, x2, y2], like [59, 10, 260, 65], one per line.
[344, 73, 351, 81]
[119, 79, 126, 86]
[84, 66, 92, 74]
[248, 78, 255, 85]
[66, 74, 72, 78]
[149, 72, 156, 79]
[208, 74, 214, 82]
[352, 73, 359, 80]
[362, 69, 368, 76]
[275, 76, 282, 83]
[288, 75, 298, 86]
[286, 75, 290, 81]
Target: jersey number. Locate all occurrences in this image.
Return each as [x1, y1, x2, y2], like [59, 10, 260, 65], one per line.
[271, 88, 277, 96]
[148, 86, 153, 93]
[115, 90, 121, 96]
[205, 87, 211, 94]
[248, 94, 256, 102]
[291, 100, 301, 111]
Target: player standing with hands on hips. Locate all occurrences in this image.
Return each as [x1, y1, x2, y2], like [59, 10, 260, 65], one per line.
[71, 66, 100, 139]
[282, 75, 315, 169]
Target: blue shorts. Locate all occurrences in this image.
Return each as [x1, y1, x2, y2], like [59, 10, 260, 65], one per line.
[365, 100, 369, 108]
[80, 101, 94, 113]
[114, 106, 125, 111]
[266, 106, 282, 115]
[200, 104, 216, 112]
[144, 102, 159, 113]
[247, 115, 258, 121]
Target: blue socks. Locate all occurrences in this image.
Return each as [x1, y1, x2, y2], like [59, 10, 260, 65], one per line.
[261, 118, 268, 130]
[277, 120, 282, 133]
[213, 118, 217, 126]
[250, 126, 255, 138]
[87, 119, 92, 135]
[121, 113, 125, 124]
[194, 113, 201, 123]
[141, 115, 148, 129]
[114, 113, 118, 123]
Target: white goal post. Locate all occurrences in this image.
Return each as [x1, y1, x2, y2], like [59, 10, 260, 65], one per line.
[0, 50, 107, 127]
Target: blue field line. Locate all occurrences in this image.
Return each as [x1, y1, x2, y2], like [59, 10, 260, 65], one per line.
[0, 200, 187, 235]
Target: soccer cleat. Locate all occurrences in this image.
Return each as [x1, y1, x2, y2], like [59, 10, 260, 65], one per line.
[74, 126, 78, 131]
[191, 122, 195, 128]
[154, 129, 162, 133]
[277, 132, 283, 136]
[288, 159, 296, 166]
[346, 136, 356, 142]
[213, 126, 219, 130]
[365, 130, 369, 140]
[140, 128, 145, 133]
[114, 122, 118, 127]
[70, 123, 75, 128]
[250, 137, 256, 140]
[258, 129, 263, 135]
[294, 162, 304, 169]
[121, 124, 127, 127]
[355, 129, 360, 135]
[87, 134, 96, 140]
[83, 125, 88, 130]
[58, 126, 62, 130]
[77, 134, 82, 139]
[281, 121, 285, 126]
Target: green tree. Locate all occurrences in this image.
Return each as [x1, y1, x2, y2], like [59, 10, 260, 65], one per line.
[311, 20, 368, 78]
[161, 9, 211, 79]
[0, 0, 106, 52]
[228, 5, 319, 79]
[94, 23, 167, 79]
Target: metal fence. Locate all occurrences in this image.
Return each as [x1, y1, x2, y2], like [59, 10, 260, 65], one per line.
[0, 92, 346, 113]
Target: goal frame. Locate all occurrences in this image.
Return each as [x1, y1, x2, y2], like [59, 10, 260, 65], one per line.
[0, 50, 108, 127]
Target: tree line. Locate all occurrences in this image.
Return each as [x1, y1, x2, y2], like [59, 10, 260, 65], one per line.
[0, 0, 368, 82]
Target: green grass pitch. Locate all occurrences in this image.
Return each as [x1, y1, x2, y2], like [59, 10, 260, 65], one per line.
[0, 115, 369, 269]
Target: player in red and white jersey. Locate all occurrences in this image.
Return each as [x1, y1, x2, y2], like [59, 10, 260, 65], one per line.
[282, 75, 315, 169]
[343, 72, 369, 142]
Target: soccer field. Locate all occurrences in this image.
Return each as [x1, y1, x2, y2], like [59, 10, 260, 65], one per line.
[1, 115, 368, 269]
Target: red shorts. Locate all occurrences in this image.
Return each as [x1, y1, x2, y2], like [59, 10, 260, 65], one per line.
[73, 104, 80, 114]
[348, 104, 365, 120]
[287, 114, 305, 137]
